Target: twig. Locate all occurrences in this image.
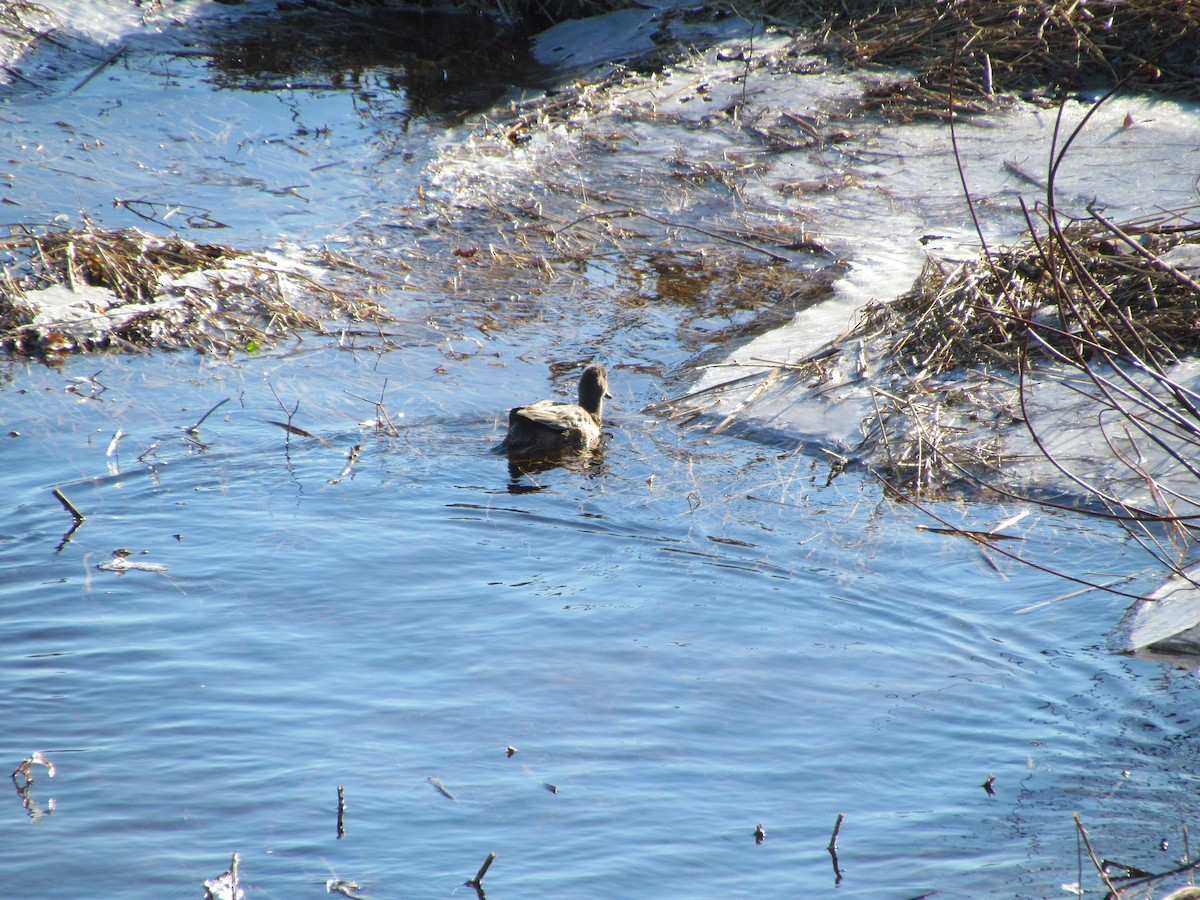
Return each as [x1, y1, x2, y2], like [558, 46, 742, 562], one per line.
[52, 487, 84, 524]
[267, 382, 302, 453]
[1073, 812, 1120, 897]
[329, 445, 362, 484]
[711, 367, 780, 435]
[827, 812, 844, 851]
[343, 380, 400, 437]
[70, 44, 126, 94]
[336, 784, 346, 839]
[552, 207, 794, 263]
[827, 813, 844, 885]
[467, 852, 496, 887]
[1088, 205, 1200, 296]
[266, 420, 337, 449]
[1186, 822, 1192, 886]
[873, 470, 1151, 600]
[186, 397, 230, 434]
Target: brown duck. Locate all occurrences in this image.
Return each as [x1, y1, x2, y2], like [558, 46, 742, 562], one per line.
[495, 364, 610, 455]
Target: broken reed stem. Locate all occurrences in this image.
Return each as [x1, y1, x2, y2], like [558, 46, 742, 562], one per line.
[827, 812, 845, 851]
[1186, 822, 1193, 886]
[1073, 812, 1120, 896]
[229, 852, 240, 898]
[469, 851, 496, 886]
[1089, 206, 1200, 296]
[52, 488, 84, 524]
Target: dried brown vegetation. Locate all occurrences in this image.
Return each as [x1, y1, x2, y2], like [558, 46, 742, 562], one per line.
[801, 0, 1200, 119]
[857, 208, 1200, 376]
[0, 224, 383, 356]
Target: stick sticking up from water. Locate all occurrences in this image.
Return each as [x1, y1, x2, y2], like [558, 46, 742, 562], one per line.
[828, 813, 845, 885]
[337, 784, 346, 839]
[52, 488, 84, 524]
[467, 852, 496, 888]
[827, 812, 844, 852]
[186, 397, 230, 435]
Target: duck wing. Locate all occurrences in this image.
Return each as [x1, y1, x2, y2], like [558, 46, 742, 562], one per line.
[513, 401, 591, 433]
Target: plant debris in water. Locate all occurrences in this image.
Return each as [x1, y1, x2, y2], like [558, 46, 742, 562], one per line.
[856, 207, 1200, 375]
[0, 223, 383, 357]
[845, 204, 1200, 497]
[770, 0, 1200, 119]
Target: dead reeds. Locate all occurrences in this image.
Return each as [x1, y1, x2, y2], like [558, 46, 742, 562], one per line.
[863, 198, 1200, 520]
[857, 208, 1200, 377]
[650, 198, 1200, 522]
[807, 0, 1200, 120]
[0, 223, 384, 356]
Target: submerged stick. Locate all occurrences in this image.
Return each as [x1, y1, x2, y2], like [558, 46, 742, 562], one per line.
[468, 852, 496, 887]
[52, 488, 84, 524]
[1185, 823, 1192, 884]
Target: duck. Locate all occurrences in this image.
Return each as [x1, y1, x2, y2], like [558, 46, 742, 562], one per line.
[495, 363, 610, 455]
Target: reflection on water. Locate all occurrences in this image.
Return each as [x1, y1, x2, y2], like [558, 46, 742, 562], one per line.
[204, 3, 544, 118]
[504, 447, 608, 486]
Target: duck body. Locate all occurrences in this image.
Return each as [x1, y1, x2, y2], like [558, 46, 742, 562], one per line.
[495, 364, 609, 456]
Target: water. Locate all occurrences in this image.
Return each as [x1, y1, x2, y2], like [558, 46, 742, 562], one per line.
[4, 347, 1197, 898]
[4, 4, 1200, 899]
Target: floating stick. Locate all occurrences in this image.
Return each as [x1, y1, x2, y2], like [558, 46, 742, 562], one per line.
[427, 776, 457, 802]
[1074, 813, 1119, 896]
[70, 44, 126, 94]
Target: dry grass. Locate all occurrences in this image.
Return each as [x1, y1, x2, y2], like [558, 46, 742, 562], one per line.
[856, 208, 1200, 375]
[838, 203, 1200, 501]
[649, 202, 1200, 506]
[0, 223, 384, 356]
[456, 0, 1200, 119]
[806, 0, 1200, 119]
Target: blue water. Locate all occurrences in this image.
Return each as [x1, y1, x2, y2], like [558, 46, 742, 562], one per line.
[4, 5, 1200, 899]
[3, 348, 1198, 899]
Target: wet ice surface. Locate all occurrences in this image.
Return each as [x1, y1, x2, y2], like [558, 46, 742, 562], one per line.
[5, 3, 1200, 898]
